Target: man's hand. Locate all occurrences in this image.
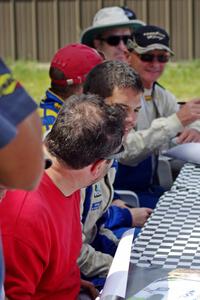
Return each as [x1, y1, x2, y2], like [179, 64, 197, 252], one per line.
[176, 128, 200, 143]
[128, 207, 153, 227]
[112, 199, 128, 208]
[80, 279, 99, 300]
[176, 99, 200, 126]
[112, 199, 153, 227]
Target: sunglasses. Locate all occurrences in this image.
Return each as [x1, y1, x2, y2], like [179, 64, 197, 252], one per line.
[137, 53, 170, 63]
[100, 35, 132, 46]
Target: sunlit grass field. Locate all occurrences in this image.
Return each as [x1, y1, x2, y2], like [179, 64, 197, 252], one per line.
[7, 60, 50, 104]
[7, 59, 200, 104]
[159, 60, 200, 101]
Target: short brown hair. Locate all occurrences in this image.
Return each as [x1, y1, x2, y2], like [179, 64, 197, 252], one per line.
[45, 94, 127, 169]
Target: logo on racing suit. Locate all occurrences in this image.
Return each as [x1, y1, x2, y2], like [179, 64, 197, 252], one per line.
[91, 183, 102, 210]
[94, 183, 102, 198]
[0, 73, 18, 97]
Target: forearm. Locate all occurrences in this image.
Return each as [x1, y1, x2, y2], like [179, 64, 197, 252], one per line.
[120, 114, 183, 166]
[105, 206, 132, 229]
[78, 242, 113, 278]
[187, 119, 200, 131]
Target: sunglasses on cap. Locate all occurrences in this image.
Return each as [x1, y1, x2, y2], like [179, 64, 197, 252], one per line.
[137, 53, 170, 63]
[99, 35, 132, 46]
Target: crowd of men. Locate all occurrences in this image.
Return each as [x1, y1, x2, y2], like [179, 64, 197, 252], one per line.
[1, 5, 200, 300]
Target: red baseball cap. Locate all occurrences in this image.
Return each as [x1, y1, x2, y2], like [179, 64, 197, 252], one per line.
[50, 43, 103, 86]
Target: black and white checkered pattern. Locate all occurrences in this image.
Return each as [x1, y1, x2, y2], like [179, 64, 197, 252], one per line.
[131, 163, 200, 269]
[172, 163, 200, 191]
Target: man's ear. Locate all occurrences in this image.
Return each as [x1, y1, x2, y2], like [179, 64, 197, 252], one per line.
[90, 159, 105, 178]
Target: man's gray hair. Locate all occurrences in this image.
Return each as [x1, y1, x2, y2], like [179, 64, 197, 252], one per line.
[45, 94, 127, 169]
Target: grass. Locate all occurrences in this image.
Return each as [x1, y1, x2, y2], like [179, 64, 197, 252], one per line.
[159, 59, 200, 101]
[6, 60, 50, 104]
[6, 59, 200, 104]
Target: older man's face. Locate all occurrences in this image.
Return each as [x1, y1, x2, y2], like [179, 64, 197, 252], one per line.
[94, 28, 132, 63]
[129, 50, 170, 89]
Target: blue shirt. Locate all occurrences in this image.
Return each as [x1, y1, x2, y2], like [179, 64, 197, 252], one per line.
[0, 58, 37, 148]
[39, 89, 64, 134]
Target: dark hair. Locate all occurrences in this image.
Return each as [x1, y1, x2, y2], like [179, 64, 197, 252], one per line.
[49, 67, 81, 98]
[83, 60, 144, 97]
[45, 94, 127, 169]
[121, 6, 137, 20]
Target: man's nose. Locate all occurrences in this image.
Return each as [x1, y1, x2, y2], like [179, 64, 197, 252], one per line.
[118, 40, 128, 51]
[149, 59, 161, 66]
[126, 112, 137, 126]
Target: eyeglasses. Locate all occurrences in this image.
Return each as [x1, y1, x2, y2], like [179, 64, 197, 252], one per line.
[99, 35, 132, 46]
[137, 53, 170, 63]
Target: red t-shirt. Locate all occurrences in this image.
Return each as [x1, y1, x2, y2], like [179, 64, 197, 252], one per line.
[0, 172, 81, 300]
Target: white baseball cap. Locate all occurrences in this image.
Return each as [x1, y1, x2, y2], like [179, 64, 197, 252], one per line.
[81, 6, 145, 47]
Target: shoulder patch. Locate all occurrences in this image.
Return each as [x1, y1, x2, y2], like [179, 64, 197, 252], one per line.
[0, 73, 17, 97]
[93, 183, 102, 198]
[91, 201, 102, 210]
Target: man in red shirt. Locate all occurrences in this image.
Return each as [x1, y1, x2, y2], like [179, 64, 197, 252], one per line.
[0, 94, 127, 300]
